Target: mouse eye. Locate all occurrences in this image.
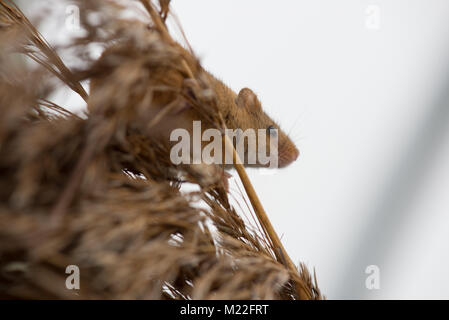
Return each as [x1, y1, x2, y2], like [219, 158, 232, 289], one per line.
[267, 125, 277, 137]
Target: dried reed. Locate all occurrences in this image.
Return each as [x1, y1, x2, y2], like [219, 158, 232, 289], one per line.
[0, 0, 322, 299]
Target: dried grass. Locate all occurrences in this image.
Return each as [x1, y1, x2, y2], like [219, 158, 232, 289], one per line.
[0, 0, 322, 299]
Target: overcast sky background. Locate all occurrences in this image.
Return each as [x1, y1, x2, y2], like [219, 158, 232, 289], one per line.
[19, 0, 449, 299]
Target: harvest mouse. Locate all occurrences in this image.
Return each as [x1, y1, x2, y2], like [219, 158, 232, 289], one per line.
[206, 74, 299, 169]
[88, 41, 299, 172]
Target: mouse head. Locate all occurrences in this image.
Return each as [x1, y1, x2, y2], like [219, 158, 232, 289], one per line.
[234, 88, 299, 168]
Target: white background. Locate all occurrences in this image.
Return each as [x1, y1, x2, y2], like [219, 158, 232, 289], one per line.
[20, 0, 449, 299]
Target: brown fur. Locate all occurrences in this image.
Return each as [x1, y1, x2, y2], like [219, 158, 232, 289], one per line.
[89, 40, 299, 169]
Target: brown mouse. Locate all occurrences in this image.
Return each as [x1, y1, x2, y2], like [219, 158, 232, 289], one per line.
[208, 74, 299, 169]
[88, 41, 299, 171]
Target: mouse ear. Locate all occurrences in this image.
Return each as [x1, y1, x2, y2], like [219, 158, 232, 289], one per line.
[235, 88, 261, 110]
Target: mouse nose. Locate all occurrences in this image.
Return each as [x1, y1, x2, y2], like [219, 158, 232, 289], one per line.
[278, 147, 300, 168]
[292, 147, 299, 161]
